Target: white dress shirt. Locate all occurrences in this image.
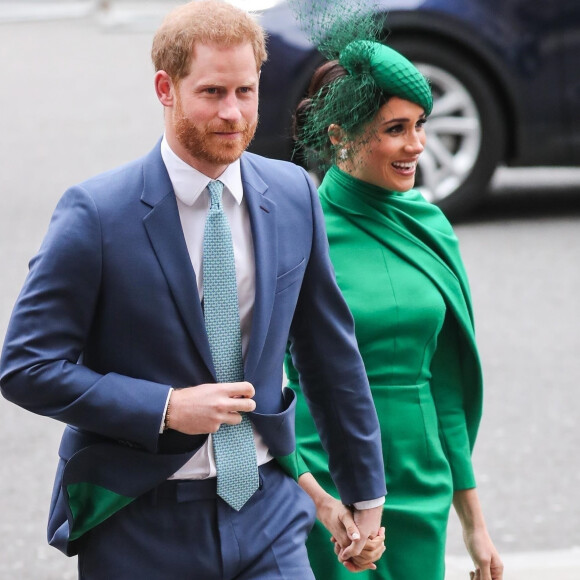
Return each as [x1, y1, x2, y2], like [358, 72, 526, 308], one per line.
[160, 136, 272, 480]
[159, 138, 384, 509]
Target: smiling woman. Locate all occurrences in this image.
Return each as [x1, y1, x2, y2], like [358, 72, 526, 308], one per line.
[283, 8, 504, 577]
[252, 0, 580, 218]
[330, 97, 427, 192]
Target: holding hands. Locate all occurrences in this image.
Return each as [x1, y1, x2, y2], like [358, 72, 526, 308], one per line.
[167, 388, 389, 572]
[334, 524, 386, 572]
[299, 473, 386, 572]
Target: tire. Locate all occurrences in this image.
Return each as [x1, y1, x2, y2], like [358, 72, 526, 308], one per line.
[388, 37, 506, 219]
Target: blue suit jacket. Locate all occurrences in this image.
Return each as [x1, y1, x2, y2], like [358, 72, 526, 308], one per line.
[0, 143, 385, 555]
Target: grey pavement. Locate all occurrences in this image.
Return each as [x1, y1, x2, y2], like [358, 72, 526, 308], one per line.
[1, 6, 580, 580]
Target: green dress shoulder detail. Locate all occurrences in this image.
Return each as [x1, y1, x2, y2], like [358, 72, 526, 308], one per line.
[285, 165, 482, 486]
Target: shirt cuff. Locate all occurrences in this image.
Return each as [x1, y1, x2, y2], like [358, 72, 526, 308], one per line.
[159, 388, 173, 434]
[352, 496, 385, 510]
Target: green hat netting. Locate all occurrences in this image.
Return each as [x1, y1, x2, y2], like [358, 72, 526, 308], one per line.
[289, 0, 432, 167]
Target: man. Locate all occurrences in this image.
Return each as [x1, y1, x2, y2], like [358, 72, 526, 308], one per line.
[0, 1, 385, 578]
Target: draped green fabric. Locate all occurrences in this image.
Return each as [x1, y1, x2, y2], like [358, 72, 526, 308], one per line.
[284, 165, 483, 578]
[317, 166, 483, 485]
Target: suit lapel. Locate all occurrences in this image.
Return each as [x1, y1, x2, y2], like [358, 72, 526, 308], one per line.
[140, 144, 215, 377]
[241, 155, 277, 381]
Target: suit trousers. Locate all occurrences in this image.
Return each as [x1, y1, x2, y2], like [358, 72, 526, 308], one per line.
[77, 461, 316, 580]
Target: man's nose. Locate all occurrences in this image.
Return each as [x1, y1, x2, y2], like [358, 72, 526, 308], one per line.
[219, 94, 242, 122]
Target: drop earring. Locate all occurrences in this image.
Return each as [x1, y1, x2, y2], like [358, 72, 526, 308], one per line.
[338, 148, 348, 161]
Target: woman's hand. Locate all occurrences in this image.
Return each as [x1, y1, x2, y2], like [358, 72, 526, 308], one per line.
[453, 488, 504, 580]
[298, 473, 385, 571]
[299, 473, 361, 548]
[464, 526, 503, 580]
[334, 526, 386, 572]
[338, 505, 384, 565]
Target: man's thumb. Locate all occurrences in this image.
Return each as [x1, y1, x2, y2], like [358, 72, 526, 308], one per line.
[341, 511, 361, 540]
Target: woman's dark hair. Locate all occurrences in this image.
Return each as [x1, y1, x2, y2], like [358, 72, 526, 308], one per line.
[294, 60, 348, 141]
[293, 59, 391, 166]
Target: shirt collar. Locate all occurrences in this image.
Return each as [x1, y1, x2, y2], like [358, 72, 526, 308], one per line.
[160, 135, 243, 206]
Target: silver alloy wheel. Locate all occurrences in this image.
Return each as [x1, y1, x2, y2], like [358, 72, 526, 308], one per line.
[415, 63, 482, 203]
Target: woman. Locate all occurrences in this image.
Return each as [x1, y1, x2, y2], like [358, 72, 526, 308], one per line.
[285, 39, 504, 579]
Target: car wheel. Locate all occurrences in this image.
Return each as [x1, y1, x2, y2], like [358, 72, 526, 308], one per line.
[389, 37, 506, 219]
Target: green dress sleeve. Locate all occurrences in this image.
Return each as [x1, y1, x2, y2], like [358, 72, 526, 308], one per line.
[429, 313, 476, 490]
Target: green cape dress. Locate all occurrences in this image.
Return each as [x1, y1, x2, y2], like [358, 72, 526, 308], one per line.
[285, 166, 483, 579]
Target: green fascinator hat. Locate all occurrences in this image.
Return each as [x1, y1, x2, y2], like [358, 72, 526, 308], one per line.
[339, 40, 433, 115]
[290, 0, 433, 167]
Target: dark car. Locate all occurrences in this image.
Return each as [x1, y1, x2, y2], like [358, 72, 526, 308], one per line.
[250, 0, 580, 217]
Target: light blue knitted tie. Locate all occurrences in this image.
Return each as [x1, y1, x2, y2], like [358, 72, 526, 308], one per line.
[203, 179, 259, 511]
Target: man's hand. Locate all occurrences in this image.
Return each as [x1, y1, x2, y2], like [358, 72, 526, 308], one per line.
[166, 382, 256, 434]
[334, 526, 386, 572]
[338, 505, 383, 561]
[297, 473, 383, 572]
[298, 473, 362, 549]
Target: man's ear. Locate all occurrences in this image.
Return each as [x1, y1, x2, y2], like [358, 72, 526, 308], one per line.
[328, 123, 344, 146]
[154, 70, 175, 107]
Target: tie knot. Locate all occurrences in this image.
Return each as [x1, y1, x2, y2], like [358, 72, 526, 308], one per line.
[207, 180, 224, 209]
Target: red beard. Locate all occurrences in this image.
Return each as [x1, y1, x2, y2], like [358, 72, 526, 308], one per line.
[174, 105, 257, 166]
